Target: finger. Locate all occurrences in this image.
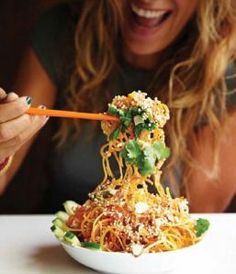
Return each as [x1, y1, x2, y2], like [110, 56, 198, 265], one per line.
[19, 115, 49, 144]
[0, 114, 49, 149]
[0, 96, 32, 123]
[22, 105, 49, 143]
[0, 115, 49, 159]
[0, 114, 33, 142]
[0, 88, 7, 100]
[4, 92, 19, 102]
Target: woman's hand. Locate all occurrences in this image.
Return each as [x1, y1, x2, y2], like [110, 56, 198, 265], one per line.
[0, 88, 49, 162]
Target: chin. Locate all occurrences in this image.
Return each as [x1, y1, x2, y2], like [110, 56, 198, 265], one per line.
[125, 41, 164, 56]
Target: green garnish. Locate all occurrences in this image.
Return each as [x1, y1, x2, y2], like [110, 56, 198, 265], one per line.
[63, 231, 81, 246]
[151, 142, 171, 160]
[110, 127, 121, 140]
[81, 242, 101, 250]
[108, 105, 155, 139]
[195, 218, 210, 237]
[120, 140, 143, 168]
[64, 231, 76, 239]
[134, 119, 156, 138]
[107, 105, 125, 117]
[108, 101, 170, 176]
[120, 140, 170, 176]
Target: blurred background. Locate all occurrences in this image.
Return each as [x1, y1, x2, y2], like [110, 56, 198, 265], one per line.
[0, 0, 65, 90]
[0, 0, 69, 214]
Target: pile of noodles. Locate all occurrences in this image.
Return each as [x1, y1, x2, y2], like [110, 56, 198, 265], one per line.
[66, 91, 201, 256]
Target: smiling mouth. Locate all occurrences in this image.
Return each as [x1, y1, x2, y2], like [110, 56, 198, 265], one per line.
[129, 2, 172, 29]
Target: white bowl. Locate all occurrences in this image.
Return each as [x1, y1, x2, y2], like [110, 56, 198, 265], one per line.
[60, 239, 205, 274]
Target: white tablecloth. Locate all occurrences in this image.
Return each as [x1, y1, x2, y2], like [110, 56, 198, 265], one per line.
[0, 214, 235, 274]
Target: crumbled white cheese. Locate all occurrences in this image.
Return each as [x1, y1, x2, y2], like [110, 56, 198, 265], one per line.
[108, 188, 117, 195]
[178, 199, 189, 213]
[154, 217, 168, 227]
[131, 244, 144, 257]
[135, 202, 149, 214]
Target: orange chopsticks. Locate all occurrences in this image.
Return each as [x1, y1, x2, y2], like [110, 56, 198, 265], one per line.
[26, 107, 119, 122]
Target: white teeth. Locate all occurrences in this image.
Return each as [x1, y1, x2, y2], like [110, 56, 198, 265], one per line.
[131, 3, 167, 19]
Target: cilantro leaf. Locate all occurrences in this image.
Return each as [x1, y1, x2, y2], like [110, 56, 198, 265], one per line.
[121, 141, 171, 176]
[152, 142, 170, 160]
[139, 145, 158, 176]
[120, 140, 142, 165]
[139, 142, 170, 176]
[130, 106, 143, 116]
[144, 120, 156, 131]
[107, 105, 124, 117]
[134, 118, 156, 138]
[195, 218, 210, 237]
[120, 107, 140, 131]
[140, 154, 156, 176]
[110, 127, 121, 140]
[120, 115, 132, 130]
[108, 105, 156, 139]
[134, 124, 144, 138]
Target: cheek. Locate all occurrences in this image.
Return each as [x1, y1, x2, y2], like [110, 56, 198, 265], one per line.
[175, 0, 198, 26]
[167, 0, 198, 44]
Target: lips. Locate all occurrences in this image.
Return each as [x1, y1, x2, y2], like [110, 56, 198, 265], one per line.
[129, 2, 172, 29]
[133, 12, 169, 28]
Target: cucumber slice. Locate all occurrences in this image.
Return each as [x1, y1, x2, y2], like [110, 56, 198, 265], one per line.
[81, 242, 101, 250]
[55, 211, 69, 222]
[63, 200, 79, 215]
[64, 231, 81, 247]
[52, 218, 68, 231]
[51, 225, 65, 240]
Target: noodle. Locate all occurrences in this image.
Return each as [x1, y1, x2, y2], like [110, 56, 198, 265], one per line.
[63, 91, 208, 256]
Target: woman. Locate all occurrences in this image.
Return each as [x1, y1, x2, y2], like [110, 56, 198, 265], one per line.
[0, 0, 236, 213]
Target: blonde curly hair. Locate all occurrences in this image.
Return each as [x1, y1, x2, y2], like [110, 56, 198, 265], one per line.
[56, 0, 236, 195]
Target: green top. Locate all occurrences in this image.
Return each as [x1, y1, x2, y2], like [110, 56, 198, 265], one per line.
[31, 4, 236, 212]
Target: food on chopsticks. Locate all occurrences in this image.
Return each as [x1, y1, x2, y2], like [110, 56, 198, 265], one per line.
[51, 91, 209, 256]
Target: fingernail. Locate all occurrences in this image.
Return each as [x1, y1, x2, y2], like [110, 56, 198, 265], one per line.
[26, 96, 32, 105]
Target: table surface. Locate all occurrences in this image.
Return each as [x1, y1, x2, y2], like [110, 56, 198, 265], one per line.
[0, 214, 235, 274]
